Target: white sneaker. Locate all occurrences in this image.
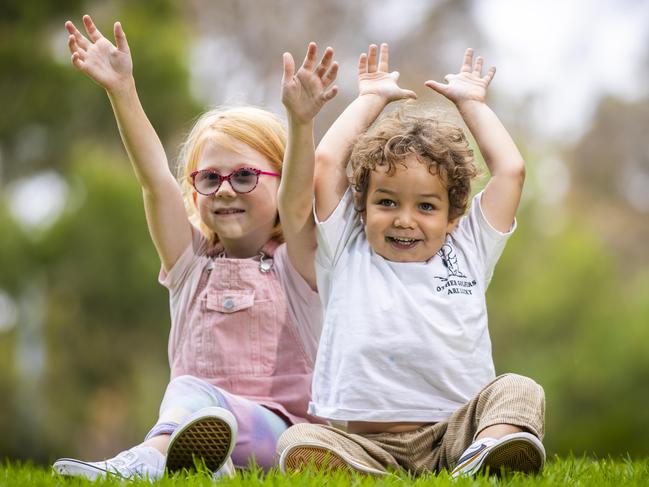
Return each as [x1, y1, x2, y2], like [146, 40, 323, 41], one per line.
[52, 445, 165, 480]
[165, 406, 237, 476]
[451, 432, 545, 478]
[212, 457, 236, 479]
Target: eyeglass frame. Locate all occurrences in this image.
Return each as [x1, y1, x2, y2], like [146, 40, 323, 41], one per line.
[189, 167, 281, 196]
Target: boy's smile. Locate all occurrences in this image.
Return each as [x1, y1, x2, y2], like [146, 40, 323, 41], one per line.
[363, 155, 458, 263]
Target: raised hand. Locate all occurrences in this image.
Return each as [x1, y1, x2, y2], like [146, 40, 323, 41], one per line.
[358, 43, 416, 103]
[281, 42, 339, 125]
[65, 15, 132, 92]
[425, 48, 495, 105]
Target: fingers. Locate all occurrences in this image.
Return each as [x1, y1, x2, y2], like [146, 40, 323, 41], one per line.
[360, 42, 389, 74]
[483, 65, 496, 85]
[282, 52, 295, 82]
[401, 87, 418, 100]
[424, 79, 448, 96]
[301, 42, 317, 71]
[366, 44, 378, 73]
[113, 21, 130, 53]
[358, 52, 367, 77]
[65, 20, 90, 51]
[322, 61, 339, 87]
[461, 48, 473, 73]
[377, 43, 389, 72]
[323, 85, 338, 102]
[314, 46, 334, 79]
[82, 14, 104, 43]
[71, 51, 85, 70]
[67, 34, 80, 56]
[473, 56, 483, 77]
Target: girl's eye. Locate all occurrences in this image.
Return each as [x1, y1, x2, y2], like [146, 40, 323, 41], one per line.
[378, 199, 396, 207]
[234, 169, 256, 178]
[419, 202, 435, 211]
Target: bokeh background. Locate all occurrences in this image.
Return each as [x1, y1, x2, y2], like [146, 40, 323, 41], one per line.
[1, 0, 648, 466]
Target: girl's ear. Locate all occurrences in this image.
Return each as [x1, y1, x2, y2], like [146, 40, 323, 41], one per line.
[192, 191, 198, 207]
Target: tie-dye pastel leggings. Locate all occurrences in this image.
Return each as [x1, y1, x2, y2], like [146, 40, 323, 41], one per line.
[145, 375, 289, 470]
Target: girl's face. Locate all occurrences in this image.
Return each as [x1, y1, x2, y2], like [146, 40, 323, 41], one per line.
[363, 155, 458, 263]
[193, 136, 280, 257]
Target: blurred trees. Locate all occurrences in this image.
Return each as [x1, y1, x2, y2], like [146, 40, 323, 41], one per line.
[0, 0, 648, 465]
[0, 0, 197, 463]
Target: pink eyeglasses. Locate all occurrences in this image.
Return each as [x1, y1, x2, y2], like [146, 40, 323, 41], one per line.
[190, 167, 280, 195]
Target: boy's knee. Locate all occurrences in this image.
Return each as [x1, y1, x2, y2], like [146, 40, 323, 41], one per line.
[496, 373, 544, 400]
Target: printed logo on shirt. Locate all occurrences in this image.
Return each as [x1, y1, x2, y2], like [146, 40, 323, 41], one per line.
[434, 244, 477, 295]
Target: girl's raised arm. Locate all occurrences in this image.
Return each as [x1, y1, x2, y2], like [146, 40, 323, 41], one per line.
[66, 15, 191, 271]
[279, 43, 338, 289]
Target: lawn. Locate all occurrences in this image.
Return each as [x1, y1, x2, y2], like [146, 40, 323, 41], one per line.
[2, 457, 648, 486]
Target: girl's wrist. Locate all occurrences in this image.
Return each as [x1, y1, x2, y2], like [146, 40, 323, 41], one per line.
[105, 75, 137, 99]
[287, 114, 315, 132]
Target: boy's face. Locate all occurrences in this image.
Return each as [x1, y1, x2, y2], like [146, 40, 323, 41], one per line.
[363, 155, 458, 263]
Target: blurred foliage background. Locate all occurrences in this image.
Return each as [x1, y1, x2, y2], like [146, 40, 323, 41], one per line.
[0, 0, 647, 465]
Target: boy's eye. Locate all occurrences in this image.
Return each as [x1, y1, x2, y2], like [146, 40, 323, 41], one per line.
[419, 202, 436, 211]
[377, 199, 396, 207]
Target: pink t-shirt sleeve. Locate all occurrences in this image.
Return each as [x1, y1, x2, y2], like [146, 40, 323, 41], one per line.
[159, 226, 210, 292]
[273, 243, 323, 365]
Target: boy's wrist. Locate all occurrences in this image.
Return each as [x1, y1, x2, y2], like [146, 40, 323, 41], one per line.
[358, 92, 390, 105]
[455, 98, 487, 111]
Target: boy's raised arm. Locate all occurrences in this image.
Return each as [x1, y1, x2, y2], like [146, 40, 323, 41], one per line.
[425, 48, 525, 232]
[278, 43, 338, 289]
[314, 43, 416, 221]
[65, 15, 191, 271]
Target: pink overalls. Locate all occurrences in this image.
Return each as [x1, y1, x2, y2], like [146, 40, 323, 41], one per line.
[147, 229, 325, 469]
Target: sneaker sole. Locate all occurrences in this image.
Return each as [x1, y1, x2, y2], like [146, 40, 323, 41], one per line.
[480, 437, 544, 475]
[280, 443, 386, 476]
[165, 414, 234, 473]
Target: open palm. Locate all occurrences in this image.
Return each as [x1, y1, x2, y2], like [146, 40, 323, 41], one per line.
[281, 43, 338, 124]
[65, 15, 132, 91]
[358, 43, 416, 103]
[425, 48, 495, 104]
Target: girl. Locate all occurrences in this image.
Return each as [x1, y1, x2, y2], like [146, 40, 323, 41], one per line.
[53, 15, 338, 480]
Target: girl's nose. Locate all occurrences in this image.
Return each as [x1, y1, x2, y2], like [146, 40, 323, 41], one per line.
[214, 181, 236, 198]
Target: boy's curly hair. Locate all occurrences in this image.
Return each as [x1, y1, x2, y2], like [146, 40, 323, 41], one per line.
[350, 107, 478, 220]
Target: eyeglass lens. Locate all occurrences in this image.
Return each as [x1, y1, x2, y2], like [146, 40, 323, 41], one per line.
[194, 168, 258, 194]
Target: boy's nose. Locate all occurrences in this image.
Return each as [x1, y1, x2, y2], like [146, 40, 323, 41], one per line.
[394, 211, 415, 229]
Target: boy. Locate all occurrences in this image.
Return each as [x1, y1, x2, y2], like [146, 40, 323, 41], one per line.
[277, 44, 545, 477]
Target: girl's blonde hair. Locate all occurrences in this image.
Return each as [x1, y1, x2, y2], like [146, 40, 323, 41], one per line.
[176, 106, 287, 244]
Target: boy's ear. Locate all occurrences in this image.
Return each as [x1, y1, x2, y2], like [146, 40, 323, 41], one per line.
[446, 217, 460, 234]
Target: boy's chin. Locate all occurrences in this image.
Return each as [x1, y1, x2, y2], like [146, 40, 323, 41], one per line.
[372, 246, 436, 263]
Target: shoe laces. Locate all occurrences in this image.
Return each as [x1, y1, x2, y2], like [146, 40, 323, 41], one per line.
[101, 448, 163, 480]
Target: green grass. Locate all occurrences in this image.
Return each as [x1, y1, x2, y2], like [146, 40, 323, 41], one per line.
[2, 457, 649, 486]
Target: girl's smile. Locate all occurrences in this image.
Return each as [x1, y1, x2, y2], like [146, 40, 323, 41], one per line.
[194, 136, 280, 258]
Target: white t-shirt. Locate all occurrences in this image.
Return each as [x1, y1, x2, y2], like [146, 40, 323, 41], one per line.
[309, 188, 515, 422]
